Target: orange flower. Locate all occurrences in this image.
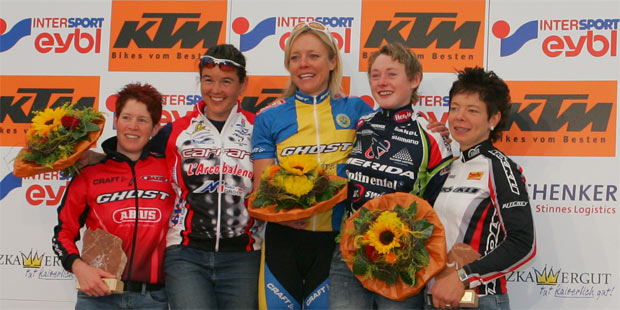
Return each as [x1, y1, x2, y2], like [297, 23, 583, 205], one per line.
[385, 252, 398, 264]
[268, 165, 280, 180]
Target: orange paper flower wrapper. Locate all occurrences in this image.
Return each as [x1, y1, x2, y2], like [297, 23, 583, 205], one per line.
[340, 192, 447, 301]
[13, 117, 105, 178]
[248, 178, 347, 222]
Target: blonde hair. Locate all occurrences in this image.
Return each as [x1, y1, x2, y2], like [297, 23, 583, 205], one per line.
[282, 26, 343, 98]
[368, 43, 423, 104]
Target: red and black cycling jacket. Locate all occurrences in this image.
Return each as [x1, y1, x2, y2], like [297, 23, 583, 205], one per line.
[52, 137, 174, 284]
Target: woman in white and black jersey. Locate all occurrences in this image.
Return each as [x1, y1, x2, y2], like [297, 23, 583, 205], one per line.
[429, 67, 536, 310]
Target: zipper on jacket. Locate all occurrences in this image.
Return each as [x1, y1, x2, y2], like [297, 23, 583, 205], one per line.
[311, 95, 320, 231]
[214, 118, 227, 252]
[126, 162, 139, 281]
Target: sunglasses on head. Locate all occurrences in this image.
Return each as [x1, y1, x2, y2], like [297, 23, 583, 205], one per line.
[292, 21, 332, 37]
[200, 55, 244, 72]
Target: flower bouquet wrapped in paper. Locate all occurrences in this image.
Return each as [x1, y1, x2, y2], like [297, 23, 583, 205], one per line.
[14, 103, 105, 178]
[340, 192, 447, 301]
[248, 154, 347, 222]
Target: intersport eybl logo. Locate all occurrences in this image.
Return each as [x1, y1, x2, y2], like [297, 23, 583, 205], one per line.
[240, 76, 352, 114]
[0, 76, 100, 147]
[108, 1, 226, 72]
[495, 81, 616, 157]
[359, 0, 484, 72]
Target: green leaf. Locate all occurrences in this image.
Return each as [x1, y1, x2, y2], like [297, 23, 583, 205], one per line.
[85, 122, 99, 132]
[253, 196, 267, 207]
[406, 201, 418, 217]
[373, 269, 397, 285]
[352, 259, 368, 275]
[400, 271, 413, 286]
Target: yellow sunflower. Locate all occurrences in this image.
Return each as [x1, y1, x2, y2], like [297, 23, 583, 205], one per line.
[280, 154, 318, 175]
[283, 175, 314, 197]
[30, 107, 67, 137]
[365, 211, 405, 254]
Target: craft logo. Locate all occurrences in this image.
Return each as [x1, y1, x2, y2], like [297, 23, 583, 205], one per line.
[0, 16, 104, 53]
[494, 81, 617, 157]
[240, 76, 352, 114]
[0, 249, 73, 280]
[492, 18, 618, 57]
[508, 265, 615, 300]
[109, 1, 226, 72]
[359, 0, 484, 72]
[530, 183, 617, 216]
[232, 16, 354, 53]
[0, 76, 100, 147]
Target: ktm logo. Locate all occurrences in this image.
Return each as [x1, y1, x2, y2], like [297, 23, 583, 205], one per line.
[507, 94, 612, 132]
[113, 13, 221, 49]
[1, 88, 95, 124]
[241, 88, 284, 114]
[0, 76, 100, 146]
[109, 1, 226, 72]
[360, 0, 484, 72]
[364, 13, 479, 50]
[496, 81, 616, 157]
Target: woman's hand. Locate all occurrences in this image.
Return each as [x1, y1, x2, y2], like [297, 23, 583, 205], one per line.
[78, 150, 105, 167]
[279, 217, 309, 230]
[72, 259, 116, 297]
[427, 121, 452, 143]
[431, 266, 465, 309]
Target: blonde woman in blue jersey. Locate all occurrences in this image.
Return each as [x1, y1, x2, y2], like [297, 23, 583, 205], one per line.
[252, 22, 374, 310]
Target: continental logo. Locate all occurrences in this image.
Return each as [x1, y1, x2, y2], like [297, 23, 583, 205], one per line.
[240, 76, 351, 114]
[495, 81, 617, 157]
[359, 0, 484, 72]
[108, 1, 226, 72]
[0, 75, 100, 147]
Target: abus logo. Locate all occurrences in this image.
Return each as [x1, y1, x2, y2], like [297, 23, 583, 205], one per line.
[113, 207, 162, 224]
[232, 16, 354, 53]
[495, 81, 617, 157]
[492, 18, 618, 57]
[0, 76, 100, 146]
[360, 0, 484, 72]
[109, 1, 226, 72]
[0, 17, 104, 54]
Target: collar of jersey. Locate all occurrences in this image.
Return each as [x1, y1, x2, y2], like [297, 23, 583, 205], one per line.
[380, 103, 414, 119]
[461, 139, 493, 162]
[294, 88, 329, 104]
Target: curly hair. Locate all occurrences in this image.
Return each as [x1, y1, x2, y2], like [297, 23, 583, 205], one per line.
[449, 67, 511, 142]
[116, 83, 163, 124]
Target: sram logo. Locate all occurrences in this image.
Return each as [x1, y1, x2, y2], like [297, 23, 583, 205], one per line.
[495, 81, 617, 157]
[0, 76, 100, 146]
[108, 1, 226, 72]
[113, 207, 162, 223]
[359, 0, 484, 72]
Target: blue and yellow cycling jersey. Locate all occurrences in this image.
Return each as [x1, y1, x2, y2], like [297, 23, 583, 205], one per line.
[252, 89, 374, 232]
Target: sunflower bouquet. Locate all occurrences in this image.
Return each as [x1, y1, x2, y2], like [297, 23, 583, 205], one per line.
[340, 192, 447, 301]
[14, 103, 104, 178]
[248, 154, 347, 222]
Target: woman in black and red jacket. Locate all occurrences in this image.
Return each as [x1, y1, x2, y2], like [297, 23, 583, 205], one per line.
[52, 83, 174, 309]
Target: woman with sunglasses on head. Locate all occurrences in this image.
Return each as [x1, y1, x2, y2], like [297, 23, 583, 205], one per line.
[251, 22, 375, 310]
[53, 83, 174, 309]
[149, 44, 262, 309]
[328, 43, 454, 310]
[428, 67, 535, 310]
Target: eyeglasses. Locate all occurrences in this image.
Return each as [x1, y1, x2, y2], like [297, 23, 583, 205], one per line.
[200, 55, 244, 72]
[292, 21, 332, 37]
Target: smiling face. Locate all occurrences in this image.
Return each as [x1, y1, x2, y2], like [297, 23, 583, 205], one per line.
[287, 32, 336, 96]
[114, 99, 159, 161]
[448, 92, 501, 151]
[369, 54, 421, 110]
[200, 65, 247, 121]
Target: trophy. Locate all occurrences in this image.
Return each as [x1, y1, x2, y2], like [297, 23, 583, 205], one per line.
[76, 229, 127, 294]
[447, 243, 481, 308]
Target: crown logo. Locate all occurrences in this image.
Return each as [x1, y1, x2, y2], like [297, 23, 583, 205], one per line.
[21, 250, 44, 269]
[535, 265, 560, 285]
